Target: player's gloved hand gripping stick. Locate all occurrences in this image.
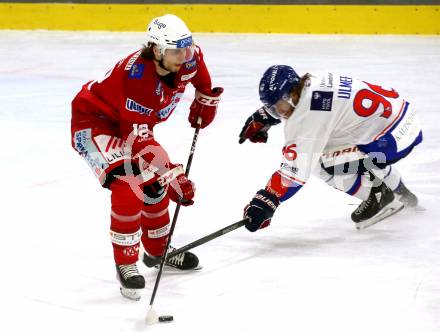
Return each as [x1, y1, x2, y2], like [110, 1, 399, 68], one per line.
[239, 106, 281, 144]
[189, 87, 224, 129]
[244, 189, 279, 232]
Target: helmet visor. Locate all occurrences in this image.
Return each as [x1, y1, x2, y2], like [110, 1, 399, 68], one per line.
[265, 93, 295, 120]
[266, 105, 282, 119]
[164, 44, 195, 63]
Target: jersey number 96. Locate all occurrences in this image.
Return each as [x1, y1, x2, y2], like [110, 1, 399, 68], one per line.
[353, 82, 399, 119]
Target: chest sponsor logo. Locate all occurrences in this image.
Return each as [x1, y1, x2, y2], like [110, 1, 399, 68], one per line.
[125, 98, 153, 115]
[156, 93, 182, 119]
[310, 91, 333, 112]
[128, 63, 144, 79]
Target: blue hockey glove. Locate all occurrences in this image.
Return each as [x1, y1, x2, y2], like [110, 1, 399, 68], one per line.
[244, 189, 280, 232]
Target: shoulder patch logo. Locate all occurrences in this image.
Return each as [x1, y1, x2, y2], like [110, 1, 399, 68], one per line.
[185, 59, 197, 69]
[128, 63, 144, 79]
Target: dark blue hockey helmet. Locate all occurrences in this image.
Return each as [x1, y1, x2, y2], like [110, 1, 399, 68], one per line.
[259, 65, 301, 106]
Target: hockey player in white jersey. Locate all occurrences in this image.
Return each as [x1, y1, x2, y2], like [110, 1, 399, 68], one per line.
[239, 65, 422, 231]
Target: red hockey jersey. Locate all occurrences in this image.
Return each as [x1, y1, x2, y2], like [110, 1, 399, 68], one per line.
[71, 46, 212, 138]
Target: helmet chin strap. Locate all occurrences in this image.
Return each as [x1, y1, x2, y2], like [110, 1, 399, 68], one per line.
[155, 46, 172, 73]
[286, 96, 297, 109]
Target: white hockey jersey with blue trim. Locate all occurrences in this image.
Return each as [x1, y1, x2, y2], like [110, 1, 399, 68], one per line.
[279, 72, 420, 187]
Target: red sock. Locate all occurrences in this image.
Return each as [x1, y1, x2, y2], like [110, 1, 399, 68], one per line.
[110, 179, 142, 265]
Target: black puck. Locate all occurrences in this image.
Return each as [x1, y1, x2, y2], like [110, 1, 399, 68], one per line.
[158, 315, 174, 323]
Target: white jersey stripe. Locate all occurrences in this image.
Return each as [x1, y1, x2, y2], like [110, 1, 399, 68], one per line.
[373, 100, 406, 141]
[141, 208, 168, 219]
[111, 210, 141, 222]
[278, 170, 306, 186]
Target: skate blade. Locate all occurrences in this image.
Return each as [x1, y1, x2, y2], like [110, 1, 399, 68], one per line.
[120, 287, 142, 301]
[355, 200, 404, 230]
[143, 254, 203, 271]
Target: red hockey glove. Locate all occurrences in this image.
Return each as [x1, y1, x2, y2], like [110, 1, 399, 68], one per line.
[239, 106, 281, 144]
[189, 87, 224, 129]
[167, 164, 196, 206]
[243, 189, 279, 232]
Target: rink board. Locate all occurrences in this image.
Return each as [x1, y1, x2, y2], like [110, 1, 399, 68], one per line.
[1, 3, 439, 34]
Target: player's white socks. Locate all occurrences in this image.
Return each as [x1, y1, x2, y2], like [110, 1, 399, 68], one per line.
[317, 165, 402, 201]
[317, 167, 369, 200]
[374, 165, 401, 191]
[350, 166, 402, 200]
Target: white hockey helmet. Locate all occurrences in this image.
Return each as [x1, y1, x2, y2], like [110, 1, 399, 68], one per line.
[146, 14, 194, 61]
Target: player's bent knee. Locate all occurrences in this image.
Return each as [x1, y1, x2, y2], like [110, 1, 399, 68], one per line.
[143, 181, 167, 205]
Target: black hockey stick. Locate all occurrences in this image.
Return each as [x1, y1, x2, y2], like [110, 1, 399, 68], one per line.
[146, 118, 202, 323]
[147, 218, 249, 267]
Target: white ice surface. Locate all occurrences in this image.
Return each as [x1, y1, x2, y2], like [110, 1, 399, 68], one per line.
[0, 31, 439, 332]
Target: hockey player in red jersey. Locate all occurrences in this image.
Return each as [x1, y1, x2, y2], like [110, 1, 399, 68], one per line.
[239, 65, 421, 232]
[71, 14, 223, 300]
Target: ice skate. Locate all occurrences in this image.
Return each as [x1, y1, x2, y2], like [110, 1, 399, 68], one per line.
[116, 263, 145, 301]
[394, 181, 418, 208]
[352, 182, 404, 230]
[143, 246, 202, 271]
